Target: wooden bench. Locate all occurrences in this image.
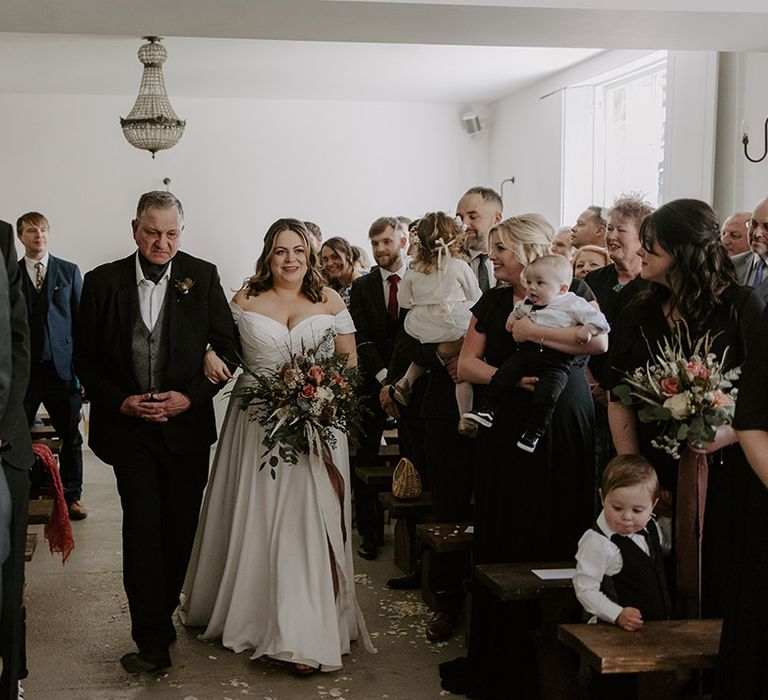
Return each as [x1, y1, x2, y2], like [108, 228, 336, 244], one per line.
[378, 491, 432, 573]
[558, 618, 722, 699]
[475, 562, 579, 700]
[30, 424, 58, 440]
[25, 532, 38, 562]
[416, 522, 473, 608]
[28, 498, 54, 525]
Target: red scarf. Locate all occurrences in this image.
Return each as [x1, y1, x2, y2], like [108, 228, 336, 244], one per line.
[31, 443, 75, 563]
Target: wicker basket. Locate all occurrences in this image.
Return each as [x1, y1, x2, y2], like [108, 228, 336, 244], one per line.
[392, 457, 422, 500]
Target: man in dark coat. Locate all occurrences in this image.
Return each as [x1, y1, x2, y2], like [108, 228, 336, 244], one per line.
[75, 191, 239, 674]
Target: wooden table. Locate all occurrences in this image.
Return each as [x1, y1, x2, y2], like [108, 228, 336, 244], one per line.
[475, 562, 579, 700]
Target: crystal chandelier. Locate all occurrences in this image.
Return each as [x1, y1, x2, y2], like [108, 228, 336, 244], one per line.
[120, 37, 186, 158]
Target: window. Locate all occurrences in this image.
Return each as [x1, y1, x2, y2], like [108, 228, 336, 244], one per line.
[562, 52, 667, 226]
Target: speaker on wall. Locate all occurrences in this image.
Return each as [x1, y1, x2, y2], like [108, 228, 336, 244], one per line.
[462, 113, 482, 135]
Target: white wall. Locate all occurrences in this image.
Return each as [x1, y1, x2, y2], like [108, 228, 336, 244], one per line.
[0, 93, 489, 293]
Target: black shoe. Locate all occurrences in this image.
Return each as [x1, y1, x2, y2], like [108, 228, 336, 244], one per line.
[517, 432, 539, 453]
[357, 538, 378, 560]
[120, 651, 171, 675]
[463, 408, 494, 428]
[386, 570, 421, 590]
[426, 611, 459, 642]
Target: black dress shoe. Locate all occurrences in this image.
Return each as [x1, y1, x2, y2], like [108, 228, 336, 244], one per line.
[426, 611, 459, 642]
[120, 652, 171, 675]
[357, 538, 378, 560]
[386, 570, 421, 590]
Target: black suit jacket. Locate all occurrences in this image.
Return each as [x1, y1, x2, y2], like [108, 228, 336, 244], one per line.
[19, 254, 82, 380]
[74, 250, 239, 465]
[0, 221, 33, 470]
[732, 251, 768, 302]
[348, 267, 407, 386]
[0, 249, 10, 420]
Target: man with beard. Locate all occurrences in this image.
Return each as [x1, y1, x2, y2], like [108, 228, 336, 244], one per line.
[348, 217, 409, 560]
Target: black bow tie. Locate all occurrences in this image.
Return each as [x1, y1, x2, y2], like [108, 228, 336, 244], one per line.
[138, 254, 170, 284]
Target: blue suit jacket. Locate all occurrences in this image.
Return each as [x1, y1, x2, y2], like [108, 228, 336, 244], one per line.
[19, 254, 83, 381]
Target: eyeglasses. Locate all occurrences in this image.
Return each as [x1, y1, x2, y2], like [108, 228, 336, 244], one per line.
[747, 219, 768, 235]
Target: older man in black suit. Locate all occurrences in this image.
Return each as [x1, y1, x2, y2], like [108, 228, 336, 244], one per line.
[348, 216, 410, 560]
[0, 220, 34, 700]
[733, 196, 768, 302]
[75, 191, 239, 675]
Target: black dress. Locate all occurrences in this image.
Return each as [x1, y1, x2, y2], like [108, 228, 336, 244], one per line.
[444, 281, 595, 699]
[601, 285, 765, 618]
[715, 303, 768, 699]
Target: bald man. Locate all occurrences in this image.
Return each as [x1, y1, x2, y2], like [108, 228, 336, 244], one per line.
[721, 211, 751, 256]
[732, 197, 768, 302]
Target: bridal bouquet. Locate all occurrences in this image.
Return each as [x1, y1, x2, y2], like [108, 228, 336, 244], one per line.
[232, 329, 365, 478]
[613, 327, 740, 459]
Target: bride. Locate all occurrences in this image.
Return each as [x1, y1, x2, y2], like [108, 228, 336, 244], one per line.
[180, 218, 372, 673]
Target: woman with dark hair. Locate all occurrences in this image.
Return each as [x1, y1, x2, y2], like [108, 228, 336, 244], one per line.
[181, 219, 373, 674]
[320, 236, 360, 306]
[715, 304, 768, 697]
[602, 198, 764, 618]
[440, 214, 606, 698]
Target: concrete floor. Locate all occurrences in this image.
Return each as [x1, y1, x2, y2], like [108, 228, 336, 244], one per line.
[24, 453, 465, 699]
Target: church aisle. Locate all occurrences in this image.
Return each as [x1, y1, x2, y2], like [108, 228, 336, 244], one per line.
[24, 453, 463, 699]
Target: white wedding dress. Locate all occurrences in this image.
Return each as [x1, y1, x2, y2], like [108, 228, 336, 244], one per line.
[180, 303, 372, 671]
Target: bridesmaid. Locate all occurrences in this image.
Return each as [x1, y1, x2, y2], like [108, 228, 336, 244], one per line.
[715, 303, 768, 698]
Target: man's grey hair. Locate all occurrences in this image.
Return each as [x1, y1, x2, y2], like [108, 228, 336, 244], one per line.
[136, 191, 184, 221]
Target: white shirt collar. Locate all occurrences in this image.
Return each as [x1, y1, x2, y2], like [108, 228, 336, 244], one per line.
[135, 251, 173, 286]
[381, 262, 407, 281]
[24, 253, 50, 283]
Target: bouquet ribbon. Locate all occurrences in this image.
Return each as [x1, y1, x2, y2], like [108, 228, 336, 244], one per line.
[675, 448, 709, 618]
[306, 425, 377, 654]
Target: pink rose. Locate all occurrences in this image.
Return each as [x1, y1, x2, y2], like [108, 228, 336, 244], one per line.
[711, 390, 732, 407]
[687, 358, 709, 379]
[300, 384, 316, 399]
[307, 365, 325, 385]
[660, 377, 681, 396]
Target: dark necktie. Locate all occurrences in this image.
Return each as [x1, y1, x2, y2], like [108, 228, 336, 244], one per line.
[476, 253, 490, 293]
[387, 274, 400, 320]
[138, 253, 170, 284]
[753, 259, 766, 289]
[34, 262, 44, 291]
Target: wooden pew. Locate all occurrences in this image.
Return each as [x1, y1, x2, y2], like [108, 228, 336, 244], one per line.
[475, 562, 579, 700]
[378, 491, 432, 573]
[28, 498, 54, 525]
[416, 522, 473, 609]
[558, 618, 722, 700]
[24, 532, 38, 562]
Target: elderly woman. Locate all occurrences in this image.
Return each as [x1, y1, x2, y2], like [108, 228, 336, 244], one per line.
[320, 236, 360, 306]
[440, 214, 606, 699]
[602, 199, 764, 619]
[715, 304, 768, 697]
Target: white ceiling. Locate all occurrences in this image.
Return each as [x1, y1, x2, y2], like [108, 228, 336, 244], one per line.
[1, 0, 767, 103]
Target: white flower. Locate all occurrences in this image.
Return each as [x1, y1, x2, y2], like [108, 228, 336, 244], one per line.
[663, 392, 692, 420]
[315, 386, 333, 403]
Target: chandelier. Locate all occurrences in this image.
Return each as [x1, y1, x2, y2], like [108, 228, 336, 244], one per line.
[120, 37, 186, 158]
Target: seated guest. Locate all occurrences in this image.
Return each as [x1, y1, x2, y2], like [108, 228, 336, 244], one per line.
[571, 205, 607, 249]
[320, 237, 360, 306]
[732, 196, 768, 302]
[572, 244, 610, 279]
[551, 225, 575, 259]
[720, 211, 751, 256]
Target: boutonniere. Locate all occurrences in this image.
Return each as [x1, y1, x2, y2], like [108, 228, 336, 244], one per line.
[174, 278, 195, 296]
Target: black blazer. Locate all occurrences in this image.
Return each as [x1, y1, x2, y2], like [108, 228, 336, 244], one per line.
[732, 251, 768, 302]
[0, 221, 34, 470]
[74, 250, 239, 465]
[19, 254, 82, 381]
[0, 248, 10, 420]
[348, 267, 407, 385]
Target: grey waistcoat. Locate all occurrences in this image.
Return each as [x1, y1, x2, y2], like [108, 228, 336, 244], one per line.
[131, 287, 170, 394]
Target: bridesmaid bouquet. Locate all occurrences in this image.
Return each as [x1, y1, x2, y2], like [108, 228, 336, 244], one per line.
[232, 329, 365, 478]
[613, 327, 740, 459]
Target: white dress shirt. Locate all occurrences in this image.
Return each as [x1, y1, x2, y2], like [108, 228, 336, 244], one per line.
[573, 510, 660, 624]
[135, 253, 172, 331]
[24, 252, 50, 287]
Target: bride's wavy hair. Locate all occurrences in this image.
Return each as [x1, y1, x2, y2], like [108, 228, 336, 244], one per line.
[244, 218, 326, 302]
[637, 198, 737, 335]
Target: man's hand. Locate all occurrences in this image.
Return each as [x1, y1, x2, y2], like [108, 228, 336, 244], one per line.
[379, 385, 400, 419]
[120, 393, 161, 419]
[120, 391, 192, 422]
[616, 607, 644, 631]
[150, 391, 192, 419]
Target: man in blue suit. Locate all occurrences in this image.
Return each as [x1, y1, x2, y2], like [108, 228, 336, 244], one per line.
[17, 212, 86, 519]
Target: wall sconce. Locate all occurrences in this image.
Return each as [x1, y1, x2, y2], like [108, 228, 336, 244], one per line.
[741, 119, 768, 163]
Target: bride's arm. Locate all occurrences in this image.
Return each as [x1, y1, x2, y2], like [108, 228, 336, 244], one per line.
[335, 333, 357, 367]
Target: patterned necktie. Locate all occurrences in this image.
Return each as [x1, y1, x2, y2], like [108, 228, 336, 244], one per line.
[34, 261, 44, 291]
[476, 253, 490, 293]
[753, 259, 766, 289]
[387, 274, 400, 320]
